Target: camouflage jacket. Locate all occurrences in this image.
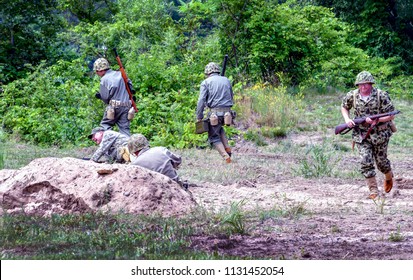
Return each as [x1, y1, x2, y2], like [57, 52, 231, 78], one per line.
[131, 147, 181, 182]
[91, 130, 129, 162]
[341, 87, 394, 143]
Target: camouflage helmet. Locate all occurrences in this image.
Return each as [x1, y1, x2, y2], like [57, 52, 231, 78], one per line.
[93, 58, 110, 71]
[88, 126, 105, 139]
[204, 62, 220, 75]
[355, 71, 375, 86]
[128, 133, 150, 154]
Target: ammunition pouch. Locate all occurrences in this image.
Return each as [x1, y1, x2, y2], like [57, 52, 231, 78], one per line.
[127, 107, 136, 120]
[224, 112, 232, 126]
[195, 120, 209, 134]
[209, 107, 236, 126]
[106, 106, 115, 120]
[209, 113, 218, 126]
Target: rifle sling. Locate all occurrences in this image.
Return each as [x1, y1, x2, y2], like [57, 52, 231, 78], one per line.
[362, 119, 379, 140]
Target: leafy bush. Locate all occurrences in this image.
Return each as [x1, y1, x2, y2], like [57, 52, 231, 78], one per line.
[0, 59, 99, 146]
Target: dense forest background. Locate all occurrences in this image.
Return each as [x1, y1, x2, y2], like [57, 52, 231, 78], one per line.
[0, 0, 412, 148]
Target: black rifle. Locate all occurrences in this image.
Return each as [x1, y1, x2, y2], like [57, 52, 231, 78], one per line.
[220, 54, 228, 76]
[335, 110, 400, 138]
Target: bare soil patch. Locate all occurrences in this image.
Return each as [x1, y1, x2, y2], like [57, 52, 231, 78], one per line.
[1, 138, 413, 259]
[185, 134, 413, 260]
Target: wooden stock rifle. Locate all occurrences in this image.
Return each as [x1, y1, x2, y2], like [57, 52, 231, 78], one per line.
[335, 110, 400, 139]
[113, 48, 138, 113]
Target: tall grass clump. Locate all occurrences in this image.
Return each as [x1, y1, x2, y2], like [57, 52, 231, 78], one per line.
[234, 84, 304, 144]
[296, 141, 338, 178]
[219, 200, 249, 235]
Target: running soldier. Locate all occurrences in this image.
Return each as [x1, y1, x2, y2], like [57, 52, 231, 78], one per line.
[340, 71, 397, 199]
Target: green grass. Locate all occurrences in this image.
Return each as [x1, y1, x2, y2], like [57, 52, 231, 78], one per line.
[0, 211, 224, 260]
[388, 226, 405, 242]
[1, 90, 413, 259]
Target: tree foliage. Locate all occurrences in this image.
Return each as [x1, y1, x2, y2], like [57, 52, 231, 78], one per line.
[0, 0, 67, 84]
[306, 0, 413, 73]
[0, 0, 412, 147]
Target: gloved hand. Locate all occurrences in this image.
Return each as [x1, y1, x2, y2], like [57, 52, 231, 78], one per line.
[95, 92, 101, 99]
[119, 146, 131, 162]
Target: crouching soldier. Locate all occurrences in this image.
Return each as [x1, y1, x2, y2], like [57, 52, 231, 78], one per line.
[88, 127, 130, 163]
[127, 134, 188, 189]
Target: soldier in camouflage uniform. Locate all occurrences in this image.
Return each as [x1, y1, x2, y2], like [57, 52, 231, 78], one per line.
[128, 134, 188, 189]
[341, 71, 397, 199]
[93, 58, 134, 136]
[196, 62, 234, 163]
[88, 127, 130, 163]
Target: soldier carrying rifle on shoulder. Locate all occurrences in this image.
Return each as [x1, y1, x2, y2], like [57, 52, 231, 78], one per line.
[93, 49, 138, 136]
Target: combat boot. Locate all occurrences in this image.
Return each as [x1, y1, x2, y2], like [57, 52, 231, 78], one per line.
[384, 171, 393, 193]
[213, 142, 231, 163]
[366, 176, 378, 199]
[220, 134, 231, 157]
[225, 147, 232, 158]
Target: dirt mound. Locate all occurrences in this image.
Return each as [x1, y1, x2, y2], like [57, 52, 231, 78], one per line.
[0, 157, 196, 216]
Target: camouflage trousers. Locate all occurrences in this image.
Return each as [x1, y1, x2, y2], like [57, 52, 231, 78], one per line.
[356, 136, 392, 178]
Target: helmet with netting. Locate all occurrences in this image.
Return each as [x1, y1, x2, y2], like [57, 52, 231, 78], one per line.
[204, 62, 220, 75]
[128, 134, 150, 154]
[88, 126, 105, 139]
[355, 71, 375, 85]
[93, 58, 110, 71]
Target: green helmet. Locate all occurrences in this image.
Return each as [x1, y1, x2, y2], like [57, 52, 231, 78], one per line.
[204, 62, 220, 75]
[128, 134, 150, 154]
[88, 127, 105, 139]
[93, 58, 110, 71]
[355, 71, 375, 86]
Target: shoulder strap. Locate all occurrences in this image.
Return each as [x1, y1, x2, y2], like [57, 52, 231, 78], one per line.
[353, 91, 357, 109]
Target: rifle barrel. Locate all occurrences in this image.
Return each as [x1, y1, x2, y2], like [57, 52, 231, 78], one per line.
[221, 54, 228, 76]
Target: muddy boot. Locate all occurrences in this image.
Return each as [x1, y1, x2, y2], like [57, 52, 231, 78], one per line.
[213, 142, 231, 163]
[366, 176, 378, 199]
[384, 171, 393, 193]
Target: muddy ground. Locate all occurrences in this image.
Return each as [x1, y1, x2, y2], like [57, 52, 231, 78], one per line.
[184, 134, 413, 260]
[1, 132, 412, 260]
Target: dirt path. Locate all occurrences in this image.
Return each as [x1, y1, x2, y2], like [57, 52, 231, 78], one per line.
[185, 139, 413, 260]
